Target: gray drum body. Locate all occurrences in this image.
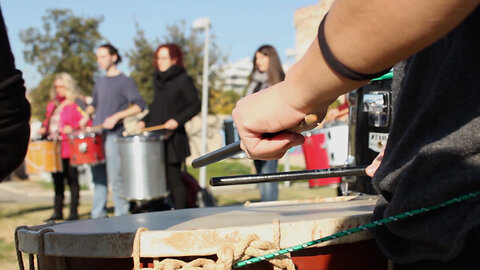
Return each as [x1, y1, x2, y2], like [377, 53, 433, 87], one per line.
[116, 132, 167, 201]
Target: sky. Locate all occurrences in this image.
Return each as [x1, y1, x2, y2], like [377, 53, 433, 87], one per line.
[1, 0, 319, 89]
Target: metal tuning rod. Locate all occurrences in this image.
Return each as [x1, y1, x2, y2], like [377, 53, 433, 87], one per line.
[210, 166, 367, 186]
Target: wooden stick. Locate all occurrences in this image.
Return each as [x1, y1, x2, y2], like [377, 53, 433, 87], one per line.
[142, 124, 167, 132]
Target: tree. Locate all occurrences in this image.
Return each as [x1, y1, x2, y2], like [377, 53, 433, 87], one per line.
[20, 9, 104, 119]
[126, 21, 229, 113]
[126, 24, 155, 105]
[163, 21, 228, 114]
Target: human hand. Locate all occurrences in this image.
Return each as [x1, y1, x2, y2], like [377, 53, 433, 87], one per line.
[79, 116, 89, 129]
[366, 148, 385, 177]
[63, 125, 73, 134]
[232, 81, 323, 160]
[136, 121, 146, 133]
[164, 119, 179, 130]
[103, 115, 119, 130]
[38, 127, 47, 136]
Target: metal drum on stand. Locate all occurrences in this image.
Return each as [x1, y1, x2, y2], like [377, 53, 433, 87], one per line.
[116, 132, 168, 201]
[344, 72, 393, 194]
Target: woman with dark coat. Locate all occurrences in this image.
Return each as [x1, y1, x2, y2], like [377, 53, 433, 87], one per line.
[138, 44, 201, 209]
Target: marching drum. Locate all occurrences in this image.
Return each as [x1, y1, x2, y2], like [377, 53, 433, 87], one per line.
[15, 196, 387, 270]
[324, 121, 349, 167]
[302, 129, 341, 188]
[116, 132, 168, 201]
[24, 140, 63, 174]
[345, 73, 393, 194]
[68, 131, 105, 166]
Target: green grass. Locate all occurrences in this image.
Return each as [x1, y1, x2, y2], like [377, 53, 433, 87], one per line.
[0, 238, 14, 260]
[187, 160, 252, 181]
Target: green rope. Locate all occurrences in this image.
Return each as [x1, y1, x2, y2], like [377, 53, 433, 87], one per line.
[234, 191, 480, 268]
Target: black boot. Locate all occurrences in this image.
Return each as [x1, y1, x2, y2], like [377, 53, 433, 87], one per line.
[45, 195, 64, 221]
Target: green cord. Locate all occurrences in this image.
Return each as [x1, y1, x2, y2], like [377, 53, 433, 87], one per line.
[234, 191, 480, 268]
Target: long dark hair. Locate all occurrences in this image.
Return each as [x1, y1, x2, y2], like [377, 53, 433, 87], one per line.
[98, 43, 122, 64]
[152, 43, 184, 69]
[250, 45, 285, 85]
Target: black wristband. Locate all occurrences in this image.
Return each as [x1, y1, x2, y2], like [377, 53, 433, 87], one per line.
[317, 13, 391, 81]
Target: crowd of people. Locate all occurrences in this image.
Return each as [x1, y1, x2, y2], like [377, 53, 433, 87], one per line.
[1, 1, 479, 268]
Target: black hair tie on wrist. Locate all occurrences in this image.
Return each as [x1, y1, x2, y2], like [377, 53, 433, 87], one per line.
[317, 13, 391, 81]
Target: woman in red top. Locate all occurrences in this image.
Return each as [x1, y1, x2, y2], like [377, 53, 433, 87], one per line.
[41, 73, 90, 221]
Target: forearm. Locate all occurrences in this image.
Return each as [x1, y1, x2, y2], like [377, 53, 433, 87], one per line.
[283, 0, 479, 114]
[111, 104, 142, 121]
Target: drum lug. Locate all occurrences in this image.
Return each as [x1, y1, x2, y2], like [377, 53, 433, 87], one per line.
[79, 142, 88, 154]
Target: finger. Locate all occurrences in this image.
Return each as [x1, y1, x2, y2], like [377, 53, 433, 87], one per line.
[244, 133, 304, 160]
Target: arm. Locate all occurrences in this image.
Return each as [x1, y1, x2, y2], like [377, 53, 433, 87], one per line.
[232, 0, 479, 160]
[103, 78, 145, 129]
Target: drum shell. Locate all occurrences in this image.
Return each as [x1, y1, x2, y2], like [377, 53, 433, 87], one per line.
[69, 132, 105, 166]
[302, 129, 341, 187]
[117, 134, 167, 201]
[25, 140, 63, 174]
[15, 196, 387, 270]
[346, 78, 392, 194]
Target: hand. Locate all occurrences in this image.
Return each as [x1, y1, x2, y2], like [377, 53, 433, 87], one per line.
[103, 115, 119, 130]
[232, 81, 321, 160]
[63, 125, 73, 134]
[136, 121, 146, 133]
[366, 148, 385, 177]
[79, 116, 89, 129]
[38, 127, 47, 136]
[164, 119, 179, 130]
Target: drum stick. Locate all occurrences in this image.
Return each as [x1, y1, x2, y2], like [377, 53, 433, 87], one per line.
[142, 124, 167, 132]
[122, 124, 168, 136]
[192, 114, 319, 168]
[210, 166, 367, 186]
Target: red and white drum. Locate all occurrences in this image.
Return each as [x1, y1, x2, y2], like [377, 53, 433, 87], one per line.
[68, 131, 105, 166]
[15, 196, 387, 270]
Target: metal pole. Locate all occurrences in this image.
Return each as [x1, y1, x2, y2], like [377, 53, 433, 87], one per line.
[199, 22, 210, 188]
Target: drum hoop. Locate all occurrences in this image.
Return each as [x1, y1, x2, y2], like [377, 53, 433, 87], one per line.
[69, 132, 99, 139]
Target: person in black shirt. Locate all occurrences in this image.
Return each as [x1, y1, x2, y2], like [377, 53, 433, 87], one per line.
[0, 6, 30, 182]
[138, 44, 201, 209]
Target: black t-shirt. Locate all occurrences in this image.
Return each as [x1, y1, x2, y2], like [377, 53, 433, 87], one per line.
[0, 7, 31, 181]
[371, 7, 480, 263]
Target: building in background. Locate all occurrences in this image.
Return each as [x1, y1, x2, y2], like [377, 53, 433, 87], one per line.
[294, 0, 333, 61]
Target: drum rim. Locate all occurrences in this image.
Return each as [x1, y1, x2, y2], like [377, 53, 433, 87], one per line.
[116, 132, 166, 142]
[68, 132, 100, 139]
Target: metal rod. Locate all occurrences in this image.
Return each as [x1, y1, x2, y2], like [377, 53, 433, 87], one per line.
[210, 166, 367, 186]
[192, 141, 241, 168]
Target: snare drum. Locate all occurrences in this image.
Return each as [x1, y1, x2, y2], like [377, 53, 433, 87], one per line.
[15, 196, 387, 270]
[68, 131, 105, 166]
[116, 132, 168, 201]
[24, 140, 62, 174]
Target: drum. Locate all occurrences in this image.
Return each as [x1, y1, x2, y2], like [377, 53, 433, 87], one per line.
[68, 131, 105, 166]
[116, 132, 168, 201]
[24, 140, 62, 174]
[302, 129, 341, 188]
[15, 196, 387, 270]
[345, 73, 393, 194]
[324, 121, 349, 167]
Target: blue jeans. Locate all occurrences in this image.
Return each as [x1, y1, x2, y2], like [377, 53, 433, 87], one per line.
[254, 159, 279, 201]
[91, 133, 130, 218]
